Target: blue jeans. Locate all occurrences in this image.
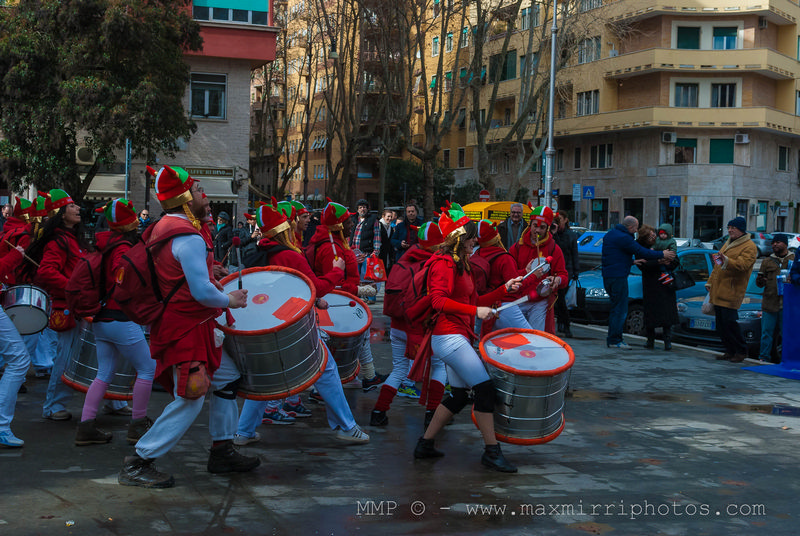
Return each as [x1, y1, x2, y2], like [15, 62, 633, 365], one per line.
[0, 308, 31, 433]
[759, 310, 781, 360]
[604, 277, 629, 346]
[43, 326, 81, 417]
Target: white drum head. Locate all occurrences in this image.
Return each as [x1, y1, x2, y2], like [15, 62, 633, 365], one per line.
[317, 290, 371, 336]
[481, 329, 573, 376]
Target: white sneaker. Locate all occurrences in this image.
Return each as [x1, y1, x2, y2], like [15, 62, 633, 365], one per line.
[607, 341, 632, 350]
[335, 425, 370, 444]
[233, 432, 261, 446]
[342, 377, 362, 389]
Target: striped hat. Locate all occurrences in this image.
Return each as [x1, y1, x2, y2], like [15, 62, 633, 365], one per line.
[149, 165, 196, 209]
[411, 222, 444, 250]
[277, 200, 297, 222]
[255, 198, 291, 238]
[528, 204, 554, 227]
[97, 198, 138, 233]
[476, 219, 499, 246]
[321, 198, 351, 228]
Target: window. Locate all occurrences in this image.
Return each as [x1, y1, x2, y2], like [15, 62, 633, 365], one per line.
[519, 6, 539, 30]
[578, 37, 601, 64]
[674, 138, 697, 164]
[461, 26, 470, 48]
[556, 149, 564, 171]
[444, 71, 452, 92]
[579, 0, 602, 12]
[446, 32, 453, 53]
[574, 147, 581, 169]
[709, 139, 734, 164]
[459, 67, 468, 88]
[796, 90, 800, 115]
[433, 0, 440, 17]
[489, 51, 517, 82]
[442, 149, 450, 168]
[674, 83, 698, 107]
[681, 253, 710, 283]
[194, 5, 267, 26]
[779, 146, 790, 171]
[504, 108, 512, 125]
[711, 83, 736, 107]
[490, 158, 498, 174]
[676, 27, 700, 49]
[458, 147, 466, 168]
[576, 90, 599, 116]
[457, 107, 466, 129]
[712, 27, 737, 50]
[590, 143, 613, 169]
[190, 73, 226, 119]
[432, 37, 439, 56]
[504, 155, 511, 173]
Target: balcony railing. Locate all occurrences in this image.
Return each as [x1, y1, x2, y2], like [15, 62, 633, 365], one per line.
[604, 0, 797, 25]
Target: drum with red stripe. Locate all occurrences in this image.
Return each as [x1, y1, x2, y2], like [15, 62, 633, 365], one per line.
[62, 325, 138, 400]
[316, 290, 371, 383]
[216, 266, 327, 400]
[476, 328, 575, 444]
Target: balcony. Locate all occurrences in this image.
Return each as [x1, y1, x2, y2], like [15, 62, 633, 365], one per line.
[603, 48, 798, 80]
[553, 106, 800, 136]
[604, 0, 797, 25]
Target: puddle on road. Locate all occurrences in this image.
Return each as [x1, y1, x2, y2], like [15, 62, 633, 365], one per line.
[570, 390, 800, 417]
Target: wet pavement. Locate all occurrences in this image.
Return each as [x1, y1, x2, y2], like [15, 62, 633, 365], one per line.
[3, 308, 800, 536]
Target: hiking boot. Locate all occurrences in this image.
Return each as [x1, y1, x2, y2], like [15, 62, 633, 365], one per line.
[127, 417, 153, 445]
[207, 440, 261, 474]
[75, 419, 112, 446]
[423, 410, 434, 432]
[119, 456, 174, 488]
[481, 444, 517, 473]
[414, 437, 444, 459]
[103, 404, 133, 417]
[369, 410, 388, 427]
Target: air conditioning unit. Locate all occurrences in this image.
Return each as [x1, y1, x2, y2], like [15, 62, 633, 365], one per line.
[758, 16, 768, 29]
[734, 133, 750, 144]
[750, 204, 760, 215]
[75, 146, 95, 165]
[661, 132, 677, 144]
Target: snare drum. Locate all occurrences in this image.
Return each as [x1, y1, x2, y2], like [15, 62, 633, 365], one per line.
[216, 266, 327, 400]
[61, 326, 138, 400]
[476, 328, 575, 445]
[1, 285, 51, 335]
[317, 290, 372, 383]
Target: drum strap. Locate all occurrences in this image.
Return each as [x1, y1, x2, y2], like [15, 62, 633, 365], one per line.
[212, 378, 242, 400]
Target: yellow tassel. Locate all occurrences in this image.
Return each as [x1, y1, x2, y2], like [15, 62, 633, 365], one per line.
[452, 235, 460, 263]
[340, 230, 350, 250]
[182, 203, 202, 231]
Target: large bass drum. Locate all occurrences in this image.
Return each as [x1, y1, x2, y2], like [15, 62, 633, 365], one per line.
[61, 325, 138, 400]
[2, 284, 51, 335]
[317, 290, 371, 383]
[476, 328, 575, 445]
[216, 266, 327, 400]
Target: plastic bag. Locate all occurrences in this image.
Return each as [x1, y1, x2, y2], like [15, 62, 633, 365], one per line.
[701, 293, 714, 315]
[565, 279, 579, 310]
[364, 255, 387, 282]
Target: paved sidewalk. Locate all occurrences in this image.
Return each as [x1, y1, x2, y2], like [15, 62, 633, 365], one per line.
[2, 311, 799, 535]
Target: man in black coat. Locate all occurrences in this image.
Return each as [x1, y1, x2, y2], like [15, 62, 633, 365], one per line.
[391, 203, 424, 261]
[552, 211, 580, 337]
[497, 203, 527, 250]
[213, 211, 234, 265]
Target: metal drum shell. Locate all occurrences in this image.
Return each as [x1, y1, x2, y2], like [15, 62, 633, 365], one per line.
[216, 266, 326, 400]
[477, 328, 575, 445]
[318, 290, 372, 383]
[2, 285, 51, 335]
[61, 325, 138, 400]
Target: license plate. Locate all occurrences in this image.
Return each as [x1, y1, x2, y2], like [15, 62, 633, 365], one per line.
[690, 318, 715, 331]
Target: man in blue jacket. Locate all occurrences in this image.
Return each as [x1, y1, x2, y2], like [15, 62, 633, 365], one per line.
[602, 216, 676, 349]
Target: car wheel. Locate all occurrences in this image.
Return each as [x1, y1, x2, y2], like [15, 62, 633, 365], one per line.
[624, 304, 646, 336]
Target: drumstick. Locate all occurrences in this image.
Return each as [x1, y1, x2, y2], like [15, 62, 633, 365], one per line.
[492, 295, 530, 316]
[232, 236, 242, 290]
[328, 231, 338, 260]
[522, 255, 554, 281]
[326, 301, 357, 308]
[4, 240, 39, 267]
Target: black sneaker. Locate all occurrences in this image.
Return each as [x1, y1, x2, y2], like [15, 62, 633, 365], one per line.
[362, 373, 387, 393]
[481, 444, 517, 473]
[207, 440, 260, 474]
[369, 410, 388, 427]
[118, 456, 175, 488]
[414, 437, 444, 459]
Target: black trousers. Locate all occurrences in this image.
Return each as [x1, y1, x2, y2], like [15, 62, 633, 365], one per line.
[555, 286, 570, 330]
[714, 305, 747, 355]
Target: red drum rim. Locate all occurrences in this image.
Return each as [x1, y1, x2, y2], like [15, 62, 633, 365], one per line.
[237, 340, 329, 401]
[216, 266, 317, 336]
[479, 328, 575, 377]
[470, 409, 566, 445]
[319, 289, 373, 338]
[339, 362, 361, 385]
[61, 374, 133, 401]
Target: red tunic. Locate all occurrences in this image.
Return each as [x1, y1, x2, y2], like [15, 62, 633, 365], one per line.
[306, 226, 359, 295]
[34, 227, 85, 312]
[146, 217, 223, 385]
[0, 247, 23, 283]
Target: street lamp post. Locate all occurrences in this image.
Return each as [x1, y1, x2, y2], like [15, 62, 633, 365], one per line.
[544, 0, 558, 210]
[302, 46, 313, 204]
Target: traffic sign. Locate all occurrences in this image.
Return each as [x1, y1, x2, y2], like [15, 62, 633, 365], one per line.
[583, 186, 595, 200]
[479, 189, 490, 202]
[552, 189, 559, 197]
[572, 184, 581, 201]
[669, 195, 681, 208]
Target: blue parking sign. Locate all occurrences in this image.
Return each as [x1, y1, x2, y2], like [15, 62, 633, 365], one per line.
[669, 195, 681, 208]
[583, 186, 595, 200]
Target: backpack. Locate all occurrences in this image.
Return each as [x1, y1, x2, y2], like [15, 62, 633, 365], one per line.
[65, 239, 130, 318]
[469, 249, 510, 295]
[113, 228, 195, 326]
[383, 257, 426, 321]
[402, 261, 437, 326]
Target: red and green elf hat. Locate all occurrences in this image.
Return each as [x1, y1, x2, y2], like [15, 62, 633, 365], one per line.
[32, 195, 48, 219]
[149, 165, 196, 210]
[321, 198, 351, 228]
[96, 198, 138, 233]
[476, 219, 500, 246]
[12, 196, 33, 220]
[442, 200, 464, 213]
[437, 202, 470, 239]
[48, 189, 74, 214]
[277, 200, 297, 222]
[527, 204, 554, 227]
[256, 198, 291, 238]
[291, 200, 309, 217]
[411, 222, 444, 250]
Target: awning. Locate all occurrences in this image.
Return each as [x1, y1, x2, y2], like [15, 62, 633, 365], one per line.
[198, 178, 237, 200]
[85, 174, 127, 198]
[247, 181, 270, 200]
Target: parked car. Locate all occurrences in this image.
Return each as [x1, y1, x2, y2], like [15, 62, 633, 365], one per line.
[708, 232, 773, 257]
[573, 248, 716, 335]
[576, 230, 606, 272]
[782, 232, 799, 253]
[672, 271, 778, 359]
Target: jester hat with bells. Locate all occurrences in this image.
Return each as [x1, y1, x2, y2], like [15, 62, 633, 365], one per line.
[410, 222, 444, 251]
[320, 197, 352, 249]
[476, 219, 503, 249]
[148, 165, 202, 230]
[256, 198, 292, 239]
[97, 198, 138, 233]
[436, 202, 471, 262]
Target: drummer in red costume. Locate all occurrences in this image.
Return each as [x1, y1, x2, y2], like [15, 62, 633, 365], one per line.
[118, 165, 257, 488]
[305, 199, 386, 391]
[370, 222, 447, 429]
[413, 206, 523, 472]
[234, 200, 370, 444]
[508, 205, 568, 333]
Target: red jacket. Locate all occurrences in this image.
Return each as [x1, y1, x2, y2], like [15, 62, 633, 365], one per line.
[34, 227, 85, 310]
[255, 236, 344, 297]
[427, 253, 509, 340]
[508, 230, 569, 299]
[0, 247, 23, 283]
[0, 219, 33, 285]
[306, 226, 359, 295]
